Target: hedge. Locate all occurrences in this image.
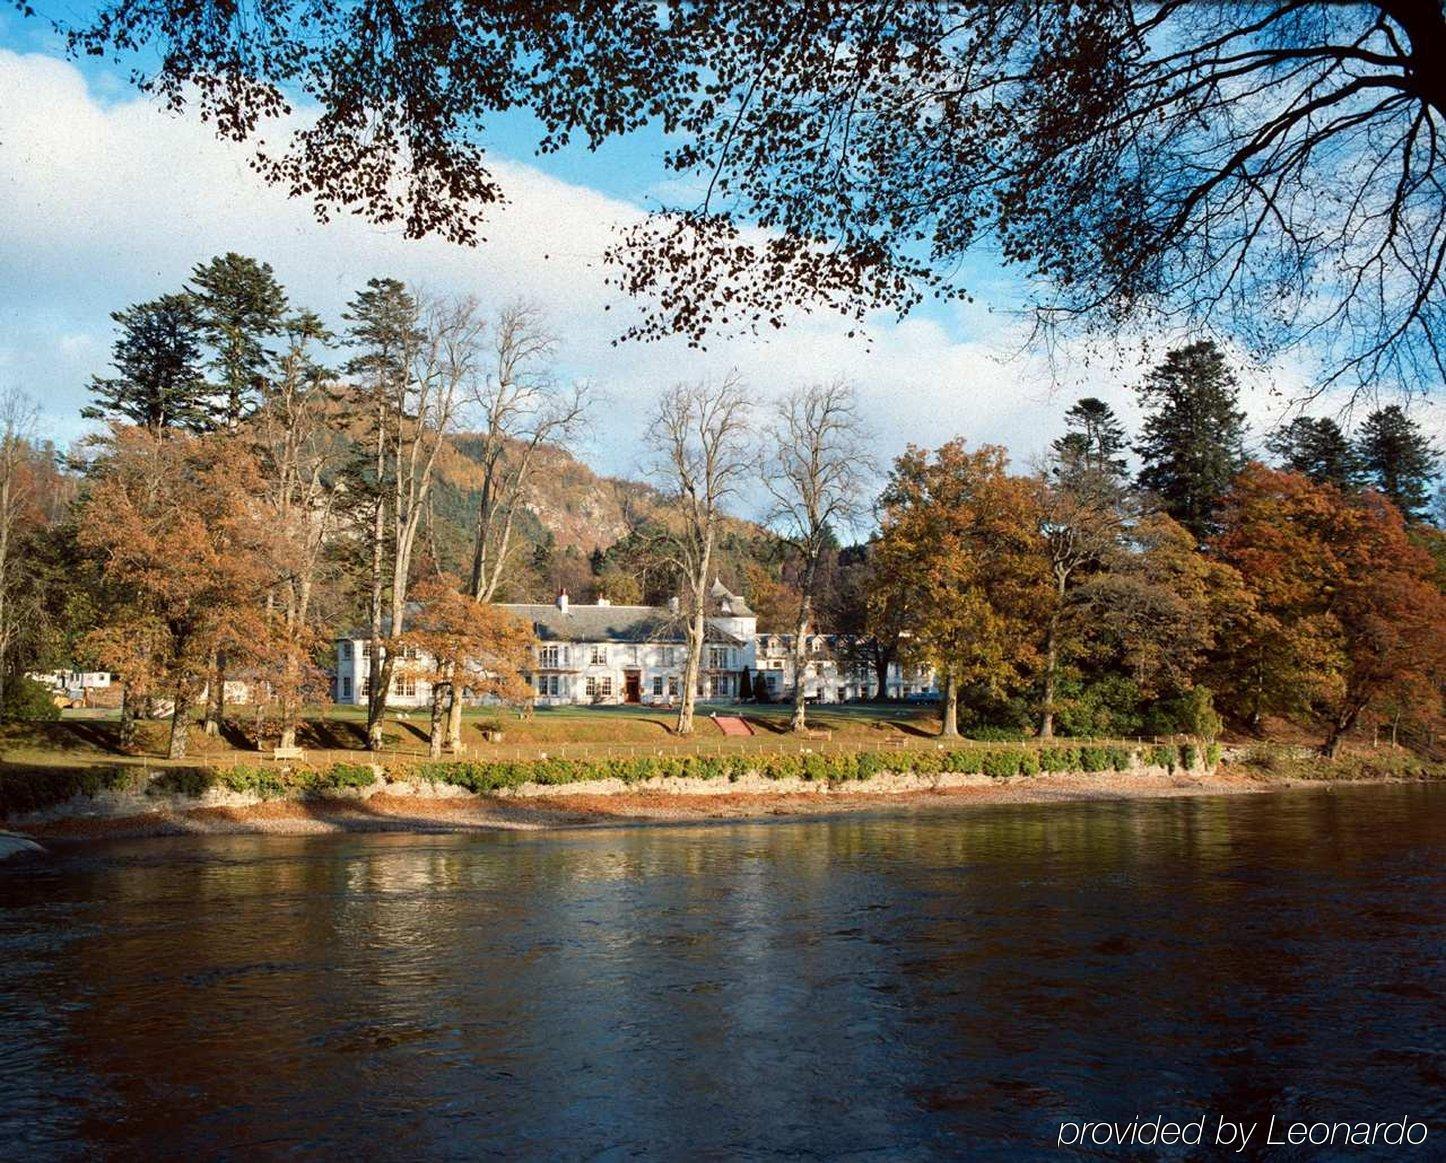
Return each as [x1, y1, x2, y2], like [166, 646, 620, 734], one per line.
[2, 739, 1224, 818]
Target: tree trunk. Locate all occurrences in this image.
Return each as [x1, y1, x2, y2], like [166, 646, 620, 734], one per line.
[790, 596, 811, 733]
[1040, 614, 1059, 740]
[941, 672, 959, 738]
[677, 608, 704, 735]
[202, 650, 224, 736]
[1320, 701, 1364, 759]
[446, 678, 465, 753]
[119, 685, 137, 751]
[428, 682, 447, 758]
[167, 683, 192, 760]
[872, 650, 891, 702]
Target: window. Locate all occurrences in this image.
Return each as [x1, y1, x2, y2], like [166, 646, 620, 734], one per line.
[663, 646, 676, 666]
[585, 676, 596, 698]
[393, 675, 417, 697]
[539, 645, 560, 668]
[362, 642, 373, 659]
[341, 675, 352, 699]
[339, 641, 352, 660]
[652, 676, 663, 696]
[598, 676, 613, 697]
[667, 675, 679, 697]
[590, 644, 608, 665]
[361, 677, 371, 698]
[708, 646, 729, 670]
[536, 674, 560, 697]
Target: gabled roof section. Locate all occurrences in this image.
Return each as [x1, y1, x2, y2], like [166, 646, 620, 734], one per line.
[501, 603, 686, 644]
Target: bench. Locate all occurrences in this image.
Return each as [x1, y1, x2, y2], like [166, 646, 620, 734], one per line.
[272, 746, 307, 762]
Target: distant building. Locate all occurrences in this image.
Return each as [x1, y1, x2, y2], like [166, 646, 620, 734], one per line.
[332, 580, 936, 709]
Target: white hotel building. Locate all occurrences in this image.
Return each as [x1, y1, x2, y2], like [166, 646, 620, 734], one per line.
[333, 580, 935, 709]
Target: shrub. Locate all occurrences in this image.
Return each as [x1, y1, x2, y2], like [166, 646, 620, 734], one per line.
[1205, 742, 1221, 769]
[981, 749, 1022, 778]
[1147, 744, 1177, 772]
[151, 766, 218, 798]
[1179, 743, 1199, 772]
[1038, 747, 1080, 773]
[1017, 749, 1040, 777]
[0, 764, 139, 816]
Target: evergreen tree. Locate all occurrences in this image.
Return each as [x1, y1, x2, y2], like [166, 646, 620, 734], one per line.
[1356, 405, 1440, 520]
[1134, 341, 1247, 540]
[1052, 397, 1129, 480]
[82, 295, 211, 433]
[1265, 416, 1360, 489]
[189, 253, 290, 431]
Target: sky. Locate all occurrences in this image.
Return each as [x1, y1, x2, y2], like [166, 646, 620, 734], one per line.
[1, 12, 1440, 488]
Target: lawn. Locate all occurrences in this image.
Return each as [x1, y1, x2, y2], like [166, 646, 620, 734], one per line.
[0, 702, 957, 771]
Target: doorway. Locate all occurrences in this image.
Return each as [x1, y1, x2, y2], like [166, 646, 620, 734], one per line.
[624, 669, 642, 704]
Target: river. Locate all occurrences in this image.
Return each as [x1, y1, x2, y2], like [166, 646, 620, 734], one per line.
[2, 784, 1443, 1158]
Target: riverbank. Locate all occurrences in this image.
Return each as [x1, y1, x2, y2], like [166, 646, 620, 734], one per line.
[13, 763, 1437, 841]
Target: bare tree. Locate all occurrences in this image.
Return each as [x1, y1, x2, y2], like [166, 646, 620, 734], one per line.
[762, 380, 869, 732]
[645, 376, 752, 736]
[254, 312, 343, 751]
[347, 283, 471, 750]
[436, 303, 588, 751]
[0, 388, 37, 711]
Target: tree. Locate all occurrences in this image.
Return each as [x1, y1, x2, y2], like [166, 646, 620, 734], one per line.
[252, 310, 342, 751]
[1052, 398, 1129, 482]
[59, 4, 1446, 391]
[1356, 405, 1440, 520]
[82, 295, 211, 433]
[78, 429, 271, 759]
[444, 302, 588, 751]
[406, 576, 534, 757]
[0, 390, 43, 711]
[1135, 341, 1248, 540]
[761, 380, 868, 731]
[1212, 464, 1446, 752]
[1035, 462, 1128, 738]
[644, 376, 752, 735]
[874, 441, 1047, 737]
[1265, 416, 1361, 489]
[344, 281, 468, 749]
[189, 252, 289, 431]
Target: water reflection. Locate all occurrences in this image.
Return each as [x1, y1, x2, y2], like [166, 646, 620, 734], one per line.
[2, 786, 1443, 1157]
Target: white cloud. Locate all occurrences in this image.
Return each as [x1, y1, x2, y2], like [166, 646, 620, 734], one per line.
[2, 49, 1439, 489]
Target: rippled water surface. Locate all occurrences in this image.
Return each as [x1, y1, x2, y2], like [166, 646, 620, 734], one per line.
[2, 785, 1444, 1158]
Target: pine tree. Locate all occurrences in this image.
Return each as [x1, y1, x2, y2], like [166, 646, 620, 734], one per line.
[1356, 405, 1440, 520]
[1134, 341, 1247, 540]
[1265, 416, 1360, 489]
[1052, 397, 1129, 480]
[82, 295, 211, 433]
[189, 253, 290, 431]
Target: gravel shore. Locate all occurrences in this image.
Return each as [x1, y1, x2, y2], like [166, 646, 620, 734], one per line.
[16, 767, 1283, 841]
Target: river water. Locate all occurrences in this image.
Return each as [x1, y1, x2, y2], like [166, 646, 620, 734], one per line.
[2, 785, 1443, 1159]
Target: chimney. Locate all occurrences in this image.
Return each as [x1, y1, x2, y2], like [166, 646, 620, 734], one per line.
[557, 589, 569, 614]
[596, 595, 611, 607]
[667, 595, 680, 614]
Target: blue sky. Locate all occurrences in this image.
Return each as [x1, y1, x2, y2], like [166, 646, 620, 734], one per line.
[1, 9, 1438, 485]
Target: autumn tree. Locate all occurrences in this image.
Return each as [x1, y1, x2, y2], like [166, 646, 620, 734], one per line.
[78, 429, 271, 759]
[645, 376, 752, 735]
[875, 441, 1047, 737]
[1356, 405, 1440, 520]
[1135, 341, 1248, 541]
[405, 575, 534, 757]
[82, 295, 211, 433]
[761, 380, 868, 731]
[1213, 464, 1446, 752]
[1265, 416, 1361, 489]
